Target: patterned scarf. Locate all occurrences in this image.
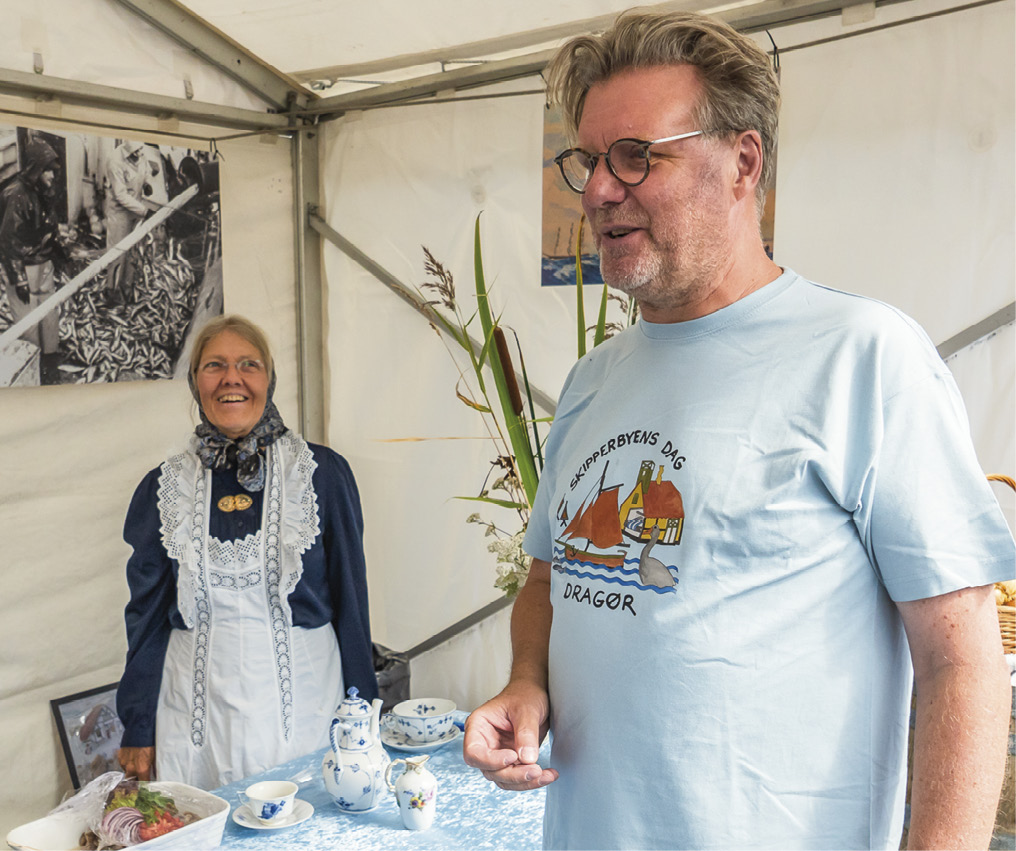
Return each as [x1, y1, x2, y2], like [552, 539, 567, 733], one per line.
[187, 368, 288, 492]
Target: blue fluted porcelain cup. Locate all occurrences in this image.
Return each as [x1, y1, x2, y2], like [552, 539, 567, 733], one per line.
[387, 698, 457, 744]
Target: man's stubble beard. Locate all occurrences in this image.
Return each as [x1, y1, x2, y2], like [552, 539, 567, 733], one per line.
[597, 201, 728, 317]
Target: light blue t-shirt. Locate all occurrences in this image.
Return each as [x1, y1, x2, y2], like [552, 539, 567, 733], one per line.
[524, 269, 1015, 850]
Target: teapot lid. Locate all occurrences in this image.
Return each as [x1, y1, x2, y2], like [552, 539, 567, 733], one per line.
[336, 686, 371, 718]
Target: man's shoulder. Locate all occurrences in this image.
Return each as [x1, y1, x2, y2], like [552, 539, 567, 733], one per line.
[785, 273, 934, 345]
[782, 275, 947, 393]
[575, 323, 639, 365]
[558, 324, 638, 392]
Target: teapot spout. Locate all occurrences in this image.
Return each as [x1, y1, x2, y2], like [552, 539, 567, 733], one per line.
[369, 698, 384, 740]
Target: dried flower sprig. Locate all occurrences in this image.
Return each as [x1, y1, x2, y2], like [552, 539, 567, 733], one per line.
[418, 218, 539, 535]
[421, 247, 456, 312]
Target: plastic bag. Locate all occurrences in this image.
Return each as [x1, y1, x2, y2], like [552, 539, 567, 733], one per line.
[49, 772, 127, 849]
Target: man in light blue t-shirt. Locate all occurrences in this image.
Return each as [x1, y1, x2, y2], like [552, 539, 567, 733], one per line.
[463, 10, 1014, 851]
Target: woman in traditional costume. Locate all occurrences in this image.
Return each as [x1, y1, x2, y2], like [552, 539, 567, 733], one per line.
[115, 315, 376, 788]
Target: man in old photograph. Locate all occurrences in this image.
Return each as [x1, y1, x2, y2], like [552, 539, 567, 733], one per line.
[0, 137, 64, 383]
[102, 139, 150, 307]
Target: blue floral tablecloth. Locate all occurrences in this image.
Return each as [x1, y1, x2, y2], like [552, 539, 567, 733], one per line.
[214, 713, 548, 849]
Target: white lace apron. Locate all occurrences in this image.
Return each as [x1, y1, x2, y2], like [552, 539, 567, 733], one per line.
[154, 434, 343, 789]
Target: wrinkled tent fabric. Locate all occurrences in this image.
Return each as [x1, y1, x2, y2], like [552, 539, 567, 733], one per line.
[0, 0, 1013, 835]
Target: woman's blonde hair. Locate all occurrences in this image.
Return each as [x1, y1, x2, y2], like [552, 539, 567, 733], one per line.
[545, 10, 781, 210]
[188, 314, 275, 381]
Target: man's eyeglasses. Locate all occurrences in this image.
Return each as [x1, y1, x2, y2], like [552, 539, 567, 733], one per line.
[199, 358, 265, 376]
[553, 130, 703, 194]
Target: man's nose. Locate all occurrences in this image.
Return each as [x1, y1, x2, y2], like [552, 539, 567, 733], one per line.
[581, 160, 628, 208]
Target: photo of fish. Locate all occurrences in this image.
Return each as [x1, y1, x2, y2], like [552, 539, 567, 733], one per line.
[0, 125, 223, 387]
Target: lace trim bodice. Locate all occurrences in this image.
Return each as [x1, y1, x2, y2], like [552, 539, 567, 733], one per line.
[156, 431, 321, 629]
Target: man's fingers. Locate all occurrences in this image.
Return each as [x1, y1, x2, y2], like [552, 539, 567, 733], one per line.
[463, 741, 517, 771]
[516, 742, 540, 764]
[480, 764, 559, 791]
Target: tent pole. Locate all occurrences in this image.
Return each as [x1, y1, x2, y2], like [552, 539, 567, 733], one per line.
[307, 210, 557, 415]
[937, 302, 1016, 361]
[404, 596, 513, 660]
[293, 127, 326, 443]
[110, 0, 312, 112]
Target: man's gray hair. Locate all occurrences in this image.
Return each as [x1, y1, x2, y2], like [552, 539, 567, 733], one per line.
[545, 9, 781, 209]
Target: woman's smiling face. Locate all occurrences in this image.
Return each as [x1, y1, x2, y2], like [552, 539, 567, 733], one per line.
[194, 330, 270, 439]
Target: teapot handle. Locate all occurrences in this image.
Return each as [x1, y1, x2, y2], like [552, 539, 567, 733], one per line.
[333, 723, 353, 783]
[385, 758, 406, 792]
[329, 717, 340, 752]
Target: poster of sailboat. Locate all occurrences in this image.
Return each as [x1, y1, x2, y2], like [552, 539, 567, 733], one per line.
[541, 105, 605, 288]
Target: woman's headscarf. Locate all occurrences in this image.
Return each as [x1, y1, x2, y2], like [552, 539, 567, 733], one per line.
[187, 365, 287, 492]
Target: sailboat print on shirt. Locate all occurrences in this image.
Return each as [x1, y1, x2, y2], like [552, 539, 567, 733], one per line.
[557, 464, 628, 568]
[555, 460, 685, 591]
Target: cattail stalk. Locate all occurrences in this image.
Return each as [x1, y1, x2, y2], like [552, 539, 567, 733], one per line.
[493, 327, 524, 415]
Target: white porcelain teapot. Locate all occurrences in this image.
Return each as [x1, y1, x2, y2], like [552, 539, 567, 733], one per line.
[321, 686, 391, 813]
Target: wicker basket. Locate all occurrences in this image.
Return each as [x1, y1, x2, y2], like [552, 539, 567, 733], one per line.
[1000, 605, 1016, 655]
[987, 475, 1015, 654]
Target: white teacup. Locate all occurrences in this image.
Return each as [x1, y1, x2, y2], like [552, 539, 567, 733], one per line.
[238, 779, 298, 825]
[388, 698, 457, 744]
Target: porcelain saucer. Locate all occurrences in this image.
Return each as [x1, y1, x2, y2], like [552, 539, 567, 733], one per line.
[381, 723, 461, 753]
[232, 798, 314, 830]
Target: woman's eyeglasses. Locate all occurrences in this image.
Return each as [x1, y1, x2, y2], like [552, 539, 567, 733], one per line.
[199, 359, 265, 375]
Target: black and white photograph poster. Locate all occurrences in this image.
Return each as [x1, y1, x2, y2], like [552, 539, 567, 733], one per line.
[0, 125, 223, 388]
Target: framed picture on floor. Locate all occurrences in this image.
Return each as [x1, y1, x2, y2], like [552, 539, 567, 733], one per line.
[51, 682, 124, 789]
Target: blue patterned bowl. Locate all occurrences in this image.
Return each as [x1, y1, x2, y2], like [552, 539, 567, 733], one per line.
[388, 698, 457, 744]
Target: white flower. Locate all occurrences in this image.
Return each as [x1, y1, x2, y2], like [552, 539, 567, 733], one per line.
[485, 527, 531, 598]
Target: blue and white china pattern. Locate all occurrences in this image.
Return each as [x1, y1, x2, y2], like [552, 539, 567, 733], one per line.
[212, 710, 548, 849]
[380, 718, 461, 753]
[321, 687, 391, 813]
[233, 799, 314, 831]
[237, 779, 297, 825]
[388, 698, 456, 743]
[259, 802, 284, 820]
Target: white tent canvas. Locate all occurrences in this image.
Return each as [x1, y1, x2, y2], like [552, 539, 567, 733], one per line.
[0, 0, 1012, 834]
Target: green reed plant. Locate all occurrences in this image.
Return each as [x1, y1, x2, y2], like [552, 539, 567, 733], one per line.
[420, 213, 636, 595]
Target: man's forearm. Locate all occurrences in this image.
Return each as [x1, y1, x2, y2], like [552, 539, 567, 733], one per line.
[907, 645, 1010, 848]
[508, 557, 552, 690]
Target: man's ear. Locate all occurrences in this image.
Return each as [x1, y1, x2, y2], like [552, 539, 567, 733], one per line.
[732, 130, 764, 202]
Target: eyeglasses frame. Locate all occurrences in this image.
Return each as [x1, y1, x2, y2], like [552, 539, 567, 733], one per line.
[553, 130, 705, 194]
[198, 358, 266, 375]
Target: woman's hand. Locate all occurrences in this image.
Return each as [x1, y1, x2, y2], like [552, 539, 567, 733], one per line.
[117, 746, 156, 780]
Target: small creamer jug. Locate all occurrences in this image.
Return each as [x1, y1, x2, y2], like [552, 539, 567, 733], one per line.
[322, 686, 391, 813]
[385, 754, 438, 830]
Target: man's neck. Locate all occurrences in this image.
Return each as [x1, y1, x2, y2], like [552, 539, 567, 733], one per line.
[637, 250, 782, 324]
